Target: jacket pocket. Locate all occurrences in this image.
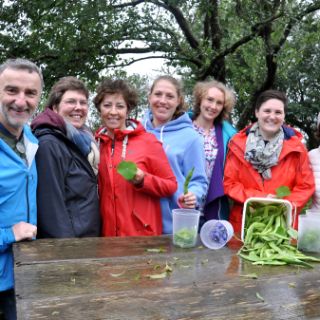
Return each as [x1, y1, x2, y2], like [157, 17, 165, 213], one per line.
[132, 210, 154, 235]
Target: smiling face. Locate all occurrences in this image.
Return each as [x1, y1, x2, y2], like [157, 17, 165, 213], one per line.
[100, 93, 128, 132]
[53, 90, 88, 129]
[198, 87, 225, 124]
[0, 68, 42, 137]
[255, 98, 285, 140]
[148, 79, 181, 127]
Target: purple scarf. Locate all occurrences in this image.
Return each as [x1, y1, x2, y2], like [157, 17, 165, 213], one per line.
[203, 122, 225, 220]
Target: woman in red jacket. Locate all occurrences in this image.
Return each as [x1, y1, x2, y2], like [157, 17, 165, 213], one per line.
[94, 79, 177, 236]
[224, 90, 315, 233]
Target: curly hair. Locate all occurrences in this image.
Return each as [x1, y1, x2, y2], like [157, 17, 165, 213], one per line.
[149, 75, 187, 119]
[94, 79, 138, 113]
[192, 80, 236, 123]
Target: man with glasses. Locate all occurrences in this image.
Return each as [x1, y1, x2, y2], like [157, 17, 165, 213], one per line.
[0, 58, 43, 320]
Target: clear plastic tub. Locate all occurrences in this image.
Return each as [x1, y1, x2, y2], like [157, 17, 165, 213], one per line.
[172, 209, 200, 248]
[241, 197, 293, 242]
[298, 211, 320, 253]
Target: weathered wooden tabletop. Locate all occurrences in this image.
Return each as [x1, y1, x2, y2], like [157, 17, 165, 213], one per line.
[13, 236, 320, 320]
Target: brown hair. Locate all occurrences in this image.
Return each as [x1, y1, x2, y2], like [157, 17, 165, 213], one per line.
[192, 80, 236, 123]
[46, 76, 88, 109]
[94, 79, 138, 113]
[149, 75, 187, 120]
[255, 90, 288, 111]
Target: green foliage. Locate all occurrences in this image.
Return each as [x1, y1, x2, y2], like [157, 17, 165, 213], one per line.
[0, 0, 320, 145]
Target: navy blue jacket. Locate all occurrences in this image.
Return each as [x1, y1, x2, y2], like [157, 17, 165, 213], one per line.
[32, 110, 100, 238]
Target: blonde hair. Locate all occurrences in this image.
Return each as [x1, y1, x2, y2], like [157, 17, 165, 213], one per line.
[193, 80, 236, 123]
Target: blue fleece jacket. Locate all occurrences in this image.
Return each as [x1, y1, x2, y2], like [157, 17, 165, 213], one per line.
[0, 125, 38, 291]
[144, 110, 208, 234]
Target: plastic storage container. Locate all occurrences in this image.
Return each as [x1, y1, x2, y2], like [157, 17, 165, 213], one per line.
[172, 209, 200, 248]
[298, 210, 320, 253]
[241, 197, 293, 242]
[200, 219, 234, 249]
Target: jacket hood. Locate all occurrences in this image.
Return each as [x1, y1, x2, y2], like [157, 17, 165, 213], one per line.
[31, 108, 66, 135]
[143, 109, 193, 133]
[95, 119, 146, 142]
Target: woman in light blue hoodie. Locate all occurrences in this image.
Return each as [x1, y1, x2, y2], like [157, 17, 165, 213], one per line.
[144, 76, 208, 234]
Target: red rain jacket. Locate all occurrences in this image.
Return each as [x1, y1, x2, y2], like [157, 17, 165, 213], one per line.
[96, 120, 177, 236]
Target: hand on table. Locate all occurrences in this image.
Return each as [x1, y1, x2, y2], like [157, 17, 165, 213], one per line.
[13, 222, 37, 242]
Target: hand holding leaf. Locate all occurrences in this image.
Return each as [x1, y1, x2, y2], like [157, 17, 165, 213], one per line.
[117, 161, 137, 180]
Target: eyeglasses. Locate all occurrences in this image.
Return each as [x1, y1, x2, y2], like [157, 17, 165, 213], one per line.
[61, 99, 88, 107]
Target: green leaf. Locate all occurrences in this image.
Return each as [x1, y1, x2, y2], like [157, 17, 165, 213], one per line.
[117, 161, 137, 180]
[256, 292, 264, 302]
[145, 248, 167, 253]
[183, 167, 194, 194]
[275, 186, 291, 198]
[240, 273, 258, 279]
[164, 261, 173, 273]
[146, 272, 168, 279]
[110, 270, 126, 277]
[287, 227, 298, 239]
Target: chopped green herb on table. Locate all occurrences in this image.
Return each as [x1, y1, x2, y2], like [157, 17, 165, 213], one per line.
[174, 227, 197, 248]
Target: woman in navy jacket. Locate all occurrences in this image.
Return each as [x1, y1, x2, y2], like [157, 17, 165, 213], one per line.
[31, 77, 101, 238]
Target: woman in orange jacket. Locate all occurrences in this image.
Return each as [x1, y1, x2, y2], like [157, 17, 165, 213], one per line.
[224, 90, 315, 233]
[95, 79, 177, 236]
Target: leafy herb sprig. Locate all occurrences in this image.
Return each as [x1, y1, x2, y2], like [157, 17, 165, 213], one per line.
[184, 167, 194, 194]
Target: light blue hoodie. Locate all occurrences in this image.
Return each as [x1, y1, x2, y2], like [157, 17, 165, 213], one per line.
[144, 111, 208, 234]
[0, 125, 38, 291]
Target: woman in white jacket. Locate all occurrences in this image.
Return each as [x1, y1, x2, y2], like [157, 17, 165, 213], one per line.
[308, 113, 320, 211]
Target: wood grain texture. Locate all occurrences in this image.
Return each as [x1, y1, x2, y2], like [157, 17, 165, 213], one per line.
[13, 236, 320, 320]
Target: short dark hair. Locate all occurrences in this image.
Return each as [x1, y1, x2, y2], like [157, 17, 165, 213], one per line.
[255, 90, 287, 111]
[93, 79, 138, 113]
[0, 58, 44, 89]
[46, 77, 89, 109]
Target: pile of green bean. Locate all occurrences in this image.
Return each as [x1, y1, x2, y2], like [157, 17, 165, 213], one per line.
[238, 202, 320, 268]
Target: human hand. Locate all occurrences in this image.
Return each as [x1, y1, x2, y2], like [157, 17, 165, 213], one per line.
[12, 222, 37, 242]
[130, 168, 145, 186]
[178, 192, 197, 209]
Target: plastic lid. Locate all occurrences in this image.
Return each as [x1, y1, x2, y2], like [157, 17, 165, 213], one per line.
[200, 220, 234, 250]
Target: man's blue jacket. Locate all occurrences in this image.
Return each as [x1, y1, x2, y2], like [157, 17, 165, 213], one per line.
[0, 125, 38, 291]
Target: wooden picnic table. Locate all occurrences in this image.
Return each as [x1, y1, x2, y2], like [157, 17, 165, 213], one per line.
[13, 235, 320, 320]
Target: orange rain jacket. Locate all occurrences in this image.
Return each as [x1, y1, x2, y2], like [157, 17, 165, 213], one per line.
[224, 125, 315, 232]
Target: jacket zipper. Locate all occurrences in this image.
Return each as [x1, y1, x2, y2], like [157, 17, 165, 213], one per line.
[26, 175, 30, 223]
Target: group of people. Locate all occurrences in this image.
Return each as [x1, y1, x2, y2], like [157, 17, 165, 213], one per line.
[1, 57, 319, 319]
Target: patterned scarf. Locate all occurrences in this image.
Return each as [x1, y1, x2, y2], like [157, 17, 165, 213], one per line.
[244, 123, 284, 180]
[66, 122, 100, 175]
